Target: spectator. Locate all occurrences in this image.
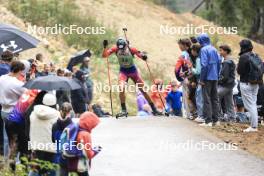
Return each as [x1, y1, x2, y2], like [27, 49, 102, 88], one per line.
[36, 53, 43, 62]
[5, 90, 39, 159]
[92, 104, 111, 117]
[52, 102, 73, 174]
[137, 91, 152, 117]
[218, 45, 236, 121]
[50, 62, 56, 75]
[29, 93, 60, 167]
[0, 50, 14, 76]
[237, 39, 261, 132]
[137, 91, 149, 112]
[74, 112, 101, 176]
[137, 104, 153, 117]
[0, 61, 26, 161]
[197, 33, 221, 127]
[35, 61, 45, 78]
[175, 38, 192, 118]
[190, 44, 204, 123]
[150, 79, 166, 112]
[56, 68, 65, 77]
[42, 63, 50, 76]
[71, 71, 89, 117]
[56, 69, 70, 108]
[165, 80, 183, 116]
[0, 50, 14, 155]
[80, 57, 94, 108]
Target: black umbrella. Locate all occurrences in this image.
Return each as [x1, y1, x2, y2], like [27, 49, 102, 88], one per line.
[67, 49, 91, 71]
[0, 24, 40, 55]
[24, 75, 81, 91]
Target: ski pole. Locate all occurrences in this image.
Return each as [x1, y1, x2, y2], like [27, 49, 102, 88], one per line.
[106, 57, 114, 117]
[103, 40, 114, 117]
[122, 28, 129, 43]
[145, 60, 166, 109]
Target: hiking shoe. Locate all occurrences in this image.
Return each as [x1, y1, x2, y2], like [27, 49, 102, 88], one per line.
[194, 117, 205, 123]
[199, 122, 213, 127]
[243, 127, 258, 132]
[189, 115, 196, 120]
[116, 111, 128, 119]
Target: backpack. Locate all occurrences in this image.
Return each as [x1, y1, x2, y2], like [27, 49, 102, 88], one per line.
[248, 53, 264, 84]
[60, 122, 84, 158]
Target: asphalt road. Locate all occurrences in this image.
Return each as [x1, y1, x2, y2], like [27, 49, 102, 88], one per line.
[90, 117, 264, 176]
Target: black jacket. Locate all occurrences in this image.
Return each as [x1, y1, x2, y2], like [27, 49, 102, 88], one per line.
[237, 52, 251, 83]
[71, 78, 88, 114]
[219, 58, 236, 88]
[52, 117, 72, 143]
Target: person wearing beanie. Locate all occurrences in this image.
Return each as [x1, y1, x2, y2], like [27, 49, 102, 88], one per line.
[29, 93, 60, 163]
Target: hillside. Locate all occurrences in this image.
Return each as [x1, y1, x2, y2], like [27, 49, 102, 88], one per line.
[1, 0, 264, 114]
[76, 0, 264, 77]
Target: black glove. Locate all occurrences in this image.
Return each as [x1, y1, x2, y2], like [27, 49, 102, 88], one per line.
[142, 54, 148, 61]
[103, 40, 108, 48]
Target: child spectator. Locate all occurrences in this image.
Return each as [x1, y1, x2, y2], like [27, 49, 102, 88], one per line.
[165, 81, 183, 116]
[52, 102, 73, 174]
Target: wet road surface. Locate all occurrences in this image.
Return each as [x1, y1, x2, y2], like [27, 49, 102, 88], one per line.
[90, 117, 264, 176]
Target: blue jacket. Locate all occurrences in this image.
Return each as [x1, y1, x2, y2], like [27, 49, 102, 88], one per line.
[197, 33, 221, 81]
[166, 91, 182, 110]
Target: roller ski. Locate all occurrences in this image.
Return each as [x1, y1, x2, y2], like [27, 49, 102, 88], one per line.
[116, 110, 128, 119]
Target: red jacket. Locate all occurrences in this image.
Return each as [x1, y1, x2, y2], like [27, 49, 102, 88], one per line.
[77, 112, 100, 160]
[102, 46, 143, 59]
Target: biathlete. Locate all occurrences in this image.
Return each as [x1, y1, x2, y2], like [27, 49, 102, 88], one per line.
[102, 38, 162, 118]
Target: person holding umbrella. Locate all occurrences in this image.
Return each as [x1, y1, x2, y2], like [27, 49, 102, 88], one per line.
[80, 57, 94, 109]
[71, 70, 89, 117]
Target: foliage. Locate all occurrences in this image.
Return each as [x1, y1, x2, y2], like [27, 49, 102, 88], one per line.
[200, 0, 264, 43]
[0, 156, 59, 176]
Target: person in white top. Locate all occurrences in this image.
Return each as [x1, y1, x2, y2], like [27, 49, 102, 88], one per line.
[29, 93, 60, 162]
[0, 60, 26, 161]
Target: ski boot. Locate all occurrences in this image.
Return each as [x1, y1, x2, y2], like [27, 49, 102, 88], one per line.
[116, 110, 128, 119]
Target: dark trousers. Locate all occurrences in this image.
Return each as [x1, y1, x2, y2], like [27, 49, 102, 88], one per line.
[172, 109, 182, 116]
[202, 80, 220, 123]
[5, 120, 29, 155]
